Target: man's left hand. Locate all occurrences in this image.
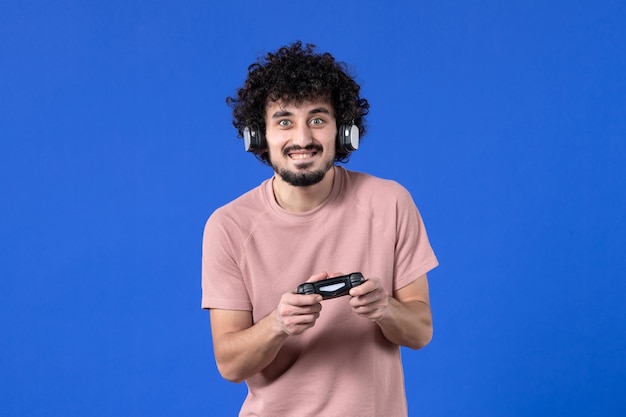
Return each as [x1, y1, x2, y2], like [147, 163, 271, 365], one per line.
[348, 277, 389, 321]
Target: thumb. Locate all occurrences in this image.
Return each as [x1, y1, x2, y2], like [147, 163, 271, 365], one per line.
[306, 271, 330, 283]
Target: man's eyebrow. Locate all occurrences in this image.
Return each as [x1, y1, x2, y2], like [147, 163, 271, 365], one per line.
[270, 107, 332, 119]
[271, 110, 293, 118]
[308, 107, 332, 116]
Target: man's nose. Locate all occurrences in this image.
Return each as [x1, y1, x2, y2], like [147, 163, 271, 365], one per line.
[292, 123, 313, 147]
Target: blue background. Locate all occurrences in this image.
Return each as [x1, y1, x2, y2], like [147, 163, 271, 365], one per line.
[2, 0, 625, 416]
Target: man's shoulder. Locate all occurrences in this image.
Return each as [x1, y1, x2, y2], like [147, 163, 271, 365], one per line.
[341, 167, 410, 200]
[207, 179, 270, 226]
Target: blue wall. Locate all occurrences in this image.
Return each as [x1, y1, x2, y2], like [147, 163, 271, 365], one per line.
[2, 1, 625, 415]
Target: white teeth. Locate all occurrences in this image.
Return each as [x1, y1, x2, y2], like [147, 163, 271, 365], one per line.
[290, 153, 313, 159]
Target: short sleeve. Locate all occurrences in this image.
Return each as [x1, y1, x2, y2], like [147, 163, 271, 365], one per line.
[393, 186, 439, 290]
[201, 209, 252, 311]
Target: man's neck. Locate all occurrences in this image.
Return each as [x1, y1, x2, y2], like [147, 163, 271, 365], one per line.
[272, 167, 335, 213]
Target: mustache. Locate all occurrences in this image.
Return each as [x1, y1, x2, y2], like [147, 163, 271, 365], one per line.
[283, 144, 324, 155]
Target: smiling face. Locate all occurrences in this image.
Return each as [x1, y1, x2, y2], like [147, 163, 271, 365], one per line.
[264, 99, 338, 187]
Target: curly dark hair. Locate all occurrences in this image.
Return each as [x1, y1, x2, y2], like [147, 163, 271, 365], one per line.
[226, 41, 370, 163]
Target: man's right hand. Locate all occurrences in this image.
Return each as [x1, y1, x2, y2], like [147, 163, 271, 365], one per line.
[273, 271, 326, 336]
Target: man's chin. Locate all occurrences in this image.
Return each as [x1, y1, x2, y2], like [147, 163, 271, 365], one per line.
[271, 155, 335, 187]
[289, 160, 315, 170]
[277, 169, 326, 187]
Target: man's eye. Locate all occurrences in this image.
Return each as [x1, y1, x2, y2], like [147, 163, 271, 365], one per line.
[310, 118, 324, 126]
[278, 120, 291, 127]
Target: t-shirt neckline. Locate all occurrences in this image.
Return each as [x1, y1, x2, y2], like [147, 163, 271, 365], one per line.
[263, 166, 345, 222]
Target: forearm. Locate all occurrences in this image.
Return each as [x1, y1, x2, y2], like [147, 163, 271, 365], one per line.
[376, 297, 433, 349]
[211, 288, 323, 383]
[213, 310, 288, 383]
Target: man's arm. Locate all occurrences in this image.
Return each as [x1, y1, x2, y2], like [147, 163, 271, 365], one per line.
[349, 274, 433, 349]
[210, 309, 285, 383]
[209, 274, 325, 383]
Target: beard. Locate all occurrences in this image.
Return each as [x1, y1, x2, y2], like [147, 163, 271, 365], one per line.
[269, 145, 334, 187]
[274, 164, 332, 186]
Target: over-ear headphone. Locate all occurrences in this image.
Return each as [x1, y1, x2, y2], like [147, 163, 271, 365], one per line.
[243, 125, 263, 153]
[243, 123, 360, 153]
[337, 123, 360, 152]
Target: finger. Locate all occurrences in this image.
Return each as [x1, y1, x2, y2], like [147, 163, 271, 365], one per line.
[283, 290, 323, 306]
[350, 288, 385, 308]
[349, 293, 373, 308]
[305, 271, 330, 283]
[277, 304, 321, 327]
[283, 311, 321, 326]
[351, 275, 384, 296]
[281, 313, 321, 335]
[353, 307, 385, 322]
[349, 279, 375, 297]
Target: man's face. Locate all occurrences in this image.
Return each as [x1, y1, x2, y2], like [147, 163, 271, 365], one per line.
[264, 100, 337, 187]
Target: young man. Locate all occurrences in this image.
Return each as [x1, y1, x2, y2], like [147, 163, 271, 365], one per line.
[202, 41, 438, 416]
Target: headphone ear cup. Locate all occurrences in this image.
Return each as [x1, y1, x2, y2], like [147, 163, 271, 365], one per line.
[243, 126, 265, 153]
[337, 124, 360, 152]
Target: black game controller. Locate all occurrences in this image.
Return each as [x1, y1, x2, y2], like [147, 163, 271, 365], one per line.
[296, 273, 366, 300]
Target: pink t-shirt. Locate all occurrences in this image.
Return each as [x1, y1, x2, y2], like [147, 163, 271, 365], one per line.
[202, 166, 438, 417]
